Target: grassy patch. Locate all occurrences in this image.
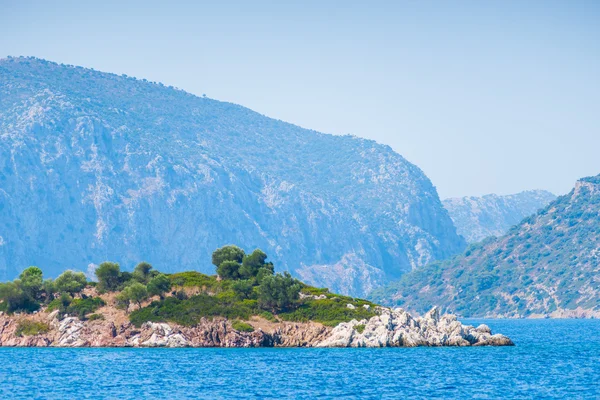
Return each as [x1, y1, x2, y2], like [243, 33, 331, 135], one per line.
[129, 293, 260, 327]
[279, 298, 377, 327]
[87, 313, 105, 321]
[169, 272, 222, 291]
[231, 320, 254, 332]
[15, 320, 50, 337]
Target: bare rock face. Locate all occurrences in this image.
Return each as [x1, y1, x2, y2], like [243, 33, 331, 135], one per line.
[0, 57, 465, 297]
[315, 307, 514, 347]
[443, 190, 556, 243]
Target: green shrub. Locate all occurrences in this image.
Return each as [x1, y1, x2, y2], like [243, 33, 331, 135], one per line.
[15, 320, 50, 337]
[47, 296, 105, 319]
[87, 313, 105, 321]
[258, 311, 276, 322]
[279, 298, 376, 327]
[355, 324, 366, 333]
[301, 286, 330, 296]
[231, 320, 254, 332]
[68, 297, 105, 319]
[257, 272, 301, 311]
[129, 293, 260, 327]
[169, 272, 220, 290]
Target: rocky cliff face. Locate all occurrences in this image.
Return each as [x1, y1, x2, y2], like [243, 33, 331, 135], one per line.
[373, 175, 600, 318]
[443, 190, 556, 243]
[0, 57, 465, 296]
[0, 307, 512, 348]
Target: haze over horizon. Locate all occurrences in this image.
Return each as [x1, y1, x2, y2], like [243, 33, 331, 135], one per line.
[1, 0, 598, 198]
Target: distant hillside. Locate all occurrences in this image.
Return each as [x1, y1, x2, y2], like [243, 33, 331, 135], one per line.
[0, 57, 466, 296]
[443, 190, 556, 243]
[372, 175, 600, 318]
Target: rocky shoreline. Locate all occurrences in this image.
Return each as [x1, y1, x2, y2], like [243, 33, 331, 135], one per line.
[0, 307, 513, 348]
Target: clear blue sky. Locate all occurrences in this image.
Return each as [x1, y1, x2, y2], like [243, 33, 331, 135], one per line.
[1, 0, 598, 198]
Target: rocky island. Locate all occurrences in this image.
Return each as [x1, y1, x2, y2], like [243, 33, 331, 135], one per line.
[0, 246, 512, 348]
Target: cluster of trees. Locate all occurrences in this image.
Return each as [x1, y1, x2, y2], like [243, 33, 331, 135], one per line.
[94, 262, 172, 310]
[0, 267, 87, 313]
[0, 261, 172, 314]
[1, 245, 300, 316]
[212, 245, 301, 311]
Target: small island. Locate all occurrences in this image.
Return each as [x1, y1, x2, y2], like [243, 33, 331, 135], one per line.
[0, 246, 513, 348]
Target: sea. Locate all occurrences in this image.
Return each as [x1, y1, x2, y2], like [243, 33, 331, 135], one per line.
[1, 319, 599, 399]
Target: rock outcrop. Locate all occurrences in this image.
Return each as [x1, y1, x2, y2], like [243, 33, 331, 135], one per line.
[0, 307, 512, 348]
[316, 307, 513, 347]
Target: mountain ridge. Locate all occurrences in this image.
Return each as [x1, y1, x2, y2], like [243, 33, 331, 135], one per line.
[372, 174, 600, 318]
[443, 189, 556, 243]
[0, 56, 465, 296]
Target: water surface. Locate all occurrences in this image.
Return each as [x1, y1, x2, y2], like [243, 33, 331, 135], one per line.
[1, 319, 599, 399]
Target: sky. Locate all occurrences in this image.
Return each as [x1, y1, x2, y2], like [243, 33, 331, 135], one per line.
[0, 0, 598, 198]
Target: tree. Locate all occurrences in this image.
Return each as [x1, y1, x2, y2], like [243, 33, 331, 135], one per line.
[115, 282, 149, 311]
[95, 262, 121, 292]
[239, 249, 272, 279]
[256, 266, 275, 283]
[147, 274, 171, 299]
[232, 279, 255, 300]
[19, 266, 43, 300]
[133, 262, 153, 283]
[217, 260, 241, 280]
[257, 272, 301, 312]
[0, 282, 39, 313]
[54, 270, 87, 295]
[125, 282, 149, 307]
[212, 245, 245, 268]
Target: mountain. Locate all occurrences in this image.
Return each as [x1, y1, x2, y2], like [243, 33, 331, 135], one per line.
[372, 175, 600, 317]
[0, 57, 466, 296]
[443, 190, 556, 243]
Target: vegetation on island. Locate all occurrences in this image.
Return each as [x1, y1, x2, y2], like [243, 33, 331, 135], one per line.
[0, 245, 378, 329]
[372, 175, 600, 317]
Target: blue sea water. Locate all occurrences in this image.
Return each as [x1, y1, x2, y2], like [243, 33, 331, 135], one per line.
[1, 319, 599, 399]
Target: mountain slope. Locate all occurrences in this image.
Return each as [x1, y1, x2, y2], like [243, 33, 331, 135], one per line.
[372, 175, 600, 317]
[0, 57, 466, 296]
[443, 190, 556, 243]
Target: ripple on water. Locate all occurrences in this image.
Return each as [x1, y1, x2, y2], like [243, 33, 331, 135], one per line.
[1, 319, 599, 399]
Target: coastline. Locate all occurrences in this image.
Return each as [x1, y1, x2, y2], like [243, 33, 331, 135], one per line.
[0, 306, 513, 348]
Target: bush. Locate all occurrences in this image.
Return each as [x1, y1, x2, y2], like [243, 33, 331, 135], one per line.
[88, 313, 105, 321]
[15, 320, 50, 337]
[355, 324, 366, 333]
[231, 320, 254, 332]
[257, 272, 301, 312]
[129, 294, 259, 327]
[47, 295, 105, 319]
[68, 297, 105, 319]
[169, 271, 219, 290]
[279, 298, 376, 327]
